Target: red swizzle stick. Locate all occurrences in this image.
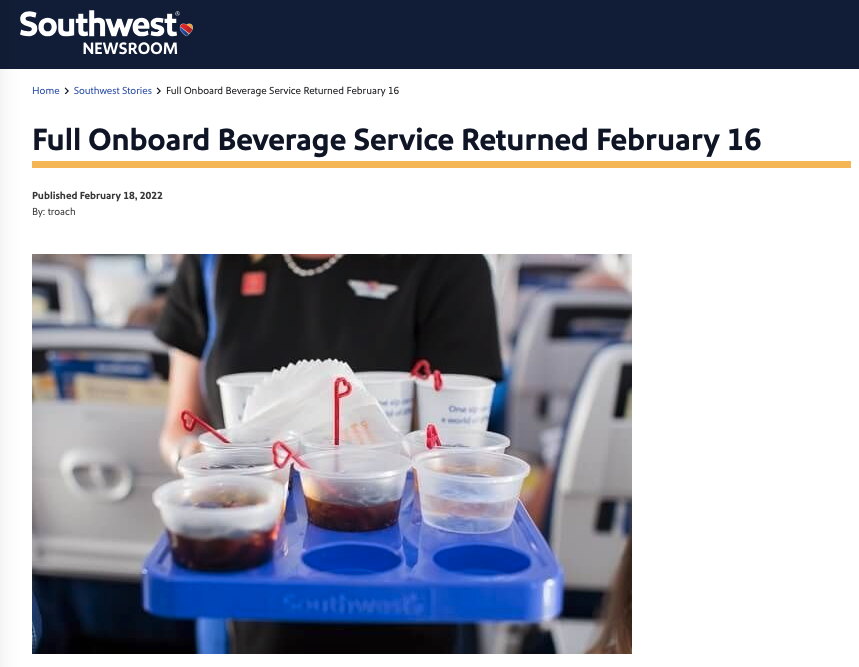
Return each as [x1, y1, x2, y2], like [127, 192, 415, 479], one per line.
[180, 410, 229, 443]
[409, 359, 443, 390]
[425, 423, 442, 450]
[333, 376, 353, 446]
[272, 440, 309, 469]
[410, 359, 432, 380]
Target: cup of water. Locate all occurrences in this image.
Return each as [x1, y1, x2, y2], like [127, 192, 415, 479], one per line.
[413, 450, 530, 534]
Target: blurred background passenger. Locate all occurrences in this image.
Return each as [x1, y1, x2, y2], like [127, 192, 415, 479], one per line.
[588, 538, 632, 654]
[125, 294, 168, 328]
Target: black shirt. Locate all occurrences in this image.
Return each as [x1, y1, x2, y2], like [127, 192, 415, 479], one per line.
[155, 254, 502, 427]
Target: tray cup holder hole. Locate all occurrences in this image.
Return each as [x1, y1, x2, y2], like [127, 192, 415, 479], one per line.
[303, 544, 402, 575]
[433, 545, 531, 576]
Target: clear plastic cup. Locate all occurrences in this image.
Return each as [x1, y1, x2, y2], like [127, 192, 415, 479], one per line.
[413, 450, 530, 534]
[302, 435, 405, 458]
[216, 371, 270, 427]
[414, 374, 496, 431]
[178, 449, 286, 482]
[403, 427, 510, 459]
[198, 427, 300, 454]
[152, 475, 285, 571]
[298, 450, 411, 532]
[197, 430, 300, 489]
[356, 371, 415, 433]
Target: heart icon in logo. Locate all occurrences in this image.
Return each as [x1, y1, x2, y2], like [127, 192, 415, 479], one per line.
[180, 23, 193, 36]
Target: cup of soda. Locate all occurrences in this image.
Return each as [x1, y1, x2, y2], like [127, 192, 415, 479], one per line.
[198, 429, 300, 490]
[198, 428, 300, 455]
[302, 434, 405, 458]
[297, 450, 411, 532]
[152, 475, 285, 571]
[178, 449, 291, 489]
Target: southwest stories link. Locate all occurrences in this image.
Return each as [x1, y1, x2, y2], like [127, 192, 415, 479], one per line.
[35, 127, 728, 158]
[66, 87, 152, 95]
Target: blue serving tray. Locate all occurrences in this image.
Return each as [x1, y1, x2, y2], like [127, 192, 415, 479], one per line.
[143, 473, 562, 623]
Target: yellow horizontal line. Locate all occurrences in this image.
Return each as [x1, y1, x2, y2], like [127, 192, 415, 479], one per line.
[32, 160, 850, 169]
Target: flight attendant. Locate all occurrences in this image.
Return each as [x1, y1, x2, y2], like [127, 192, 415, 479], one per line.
[154, 253, 503, 653]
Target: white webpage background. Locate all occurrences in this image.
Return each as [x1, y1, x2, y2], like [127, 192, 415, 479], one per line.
[2, 68, 859, 663]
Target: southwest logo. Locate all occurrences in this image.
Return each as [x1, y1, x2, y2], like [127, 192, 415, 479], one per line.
[179, 23, 193, 36]
[347, 280, 399, 300]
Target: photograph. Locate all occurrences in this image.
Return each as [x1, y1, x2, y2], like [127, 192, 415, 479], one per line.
[31, 254, 632, 653]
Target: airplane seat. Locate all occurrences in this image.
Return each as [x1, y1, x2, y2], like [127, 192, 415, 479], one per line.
[506, 289, 631, 456]
[32, 263, 94, 326]
[32, 326, 173, 578]
[83, 255, 176, 326]
[32, 326, 194, 651]
[511, 255, 596, 334]
[545, 342, 632, 653]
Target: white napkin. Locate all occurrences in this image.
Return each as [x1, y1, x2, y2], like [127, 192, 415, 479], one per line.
[231, 359, 400, 444]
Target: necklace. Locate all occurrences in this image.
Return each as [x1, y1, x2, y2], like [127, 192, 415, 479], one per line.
[282, 254, 344, 277]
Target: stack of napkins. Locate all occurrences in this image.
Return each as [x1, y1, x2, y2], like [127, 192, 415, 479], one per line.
[229, 359, 400, 444]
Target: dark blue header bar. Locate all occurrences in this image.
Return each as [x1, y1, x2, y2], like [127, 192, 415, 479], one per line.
[2, 0, 857, 69]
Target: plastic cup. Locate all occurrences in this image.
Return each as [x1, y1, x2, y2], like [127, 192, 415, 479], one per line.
[152, 475, 285, 571]
[179, 450, 292, 496]
[216, 372, 270, 427]
[356, 371, 415, 433]
[178, 449, 288, 484]
[298, 450, 411, 532]
[198, 427, 300, 454]
[197, 429, 300, 489]
[403, 427, 510, 459]
[302, 435, 406, 458]
[414, 374, 496, 431]
[413, 450, 530, 534]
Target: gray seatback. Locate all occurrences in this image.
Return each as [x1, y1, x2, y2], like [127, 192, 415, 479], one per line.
[550, 343, 631, 589]
[32, 327, 172, 580]
[507, 289, 631, 455]
[32, 262, 94, 325]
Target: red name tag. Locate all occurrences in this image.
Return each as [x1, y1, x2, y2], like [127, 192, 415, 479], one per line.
[241, 271, 266, 296]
